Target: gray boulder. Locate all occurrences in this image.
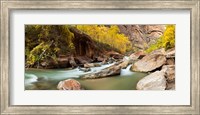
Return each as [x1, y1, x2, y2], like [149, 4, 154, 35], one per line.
[81, 58, 133, 79]
[131, 48, 166, 72]
[80, 66, 121, 79]
[136, 71, 167, 90]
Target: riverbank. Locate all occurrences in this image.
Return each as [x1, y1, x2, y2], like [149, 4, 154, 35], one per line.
[25, 48, 175, 90]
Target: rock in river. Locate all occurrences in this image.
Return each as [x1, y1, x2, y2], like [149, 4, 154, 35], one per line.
[78, 66, 91, 72]
[136, 71, 167, 90]
[57, 79, 81, 90]
[84, 63, 101, 68]
[131, 48, 166, 72]
[80, 66, 121, 79]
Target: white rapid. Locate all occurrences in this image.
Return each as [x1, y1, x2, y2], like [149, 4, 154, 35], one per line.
[25, 73, 38, 84]
[59, 62, 115, 77]
[25, 62, 148, 90]
[120, 64, 134, 76]
[25, 63, 115, 84]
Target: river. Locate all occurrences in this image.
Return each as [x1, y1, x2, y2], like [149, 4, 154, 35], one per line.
[25, 63, 147, 90]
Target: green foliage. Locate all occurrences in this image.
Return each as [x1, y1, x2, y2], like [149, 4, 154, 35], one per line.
[146, 25, 175, 53]
[25, 25, 74, 67]
[77, 25, 132, 53]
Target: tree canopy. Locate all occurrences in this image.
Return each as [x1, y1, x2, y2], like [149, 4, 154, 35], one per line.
[77, 25, 132, 53]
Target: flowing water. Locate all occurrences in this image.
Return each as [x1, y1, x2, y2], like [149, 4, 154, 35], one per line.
[25, 63, 147, 90]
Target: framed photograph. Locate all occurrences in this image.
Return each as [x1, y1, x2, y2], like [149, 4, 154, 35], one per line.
[1, 0, 199, 114]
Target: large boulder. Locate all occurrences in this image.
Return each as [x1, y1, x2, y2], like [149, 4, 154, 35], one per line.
[57, 79, 82, 90]
[80, 65, 121, 79]
[131, 48, 166, 72]
[81, 58, 132, 79]
[136, 71, 167, 90]
[81, 66, 121, 79]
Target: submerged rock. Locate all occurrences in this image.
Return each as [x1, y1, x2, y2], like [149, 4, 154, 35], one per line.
[57, 79, 82, 90]
[78, 66, 91, 72]
[136, 71, 166, 90]
[131, 48, 166, 72]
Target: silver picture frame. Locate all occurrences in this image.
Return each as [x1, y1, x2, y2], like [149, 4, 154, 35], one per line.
[0, 0, 199, 114]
